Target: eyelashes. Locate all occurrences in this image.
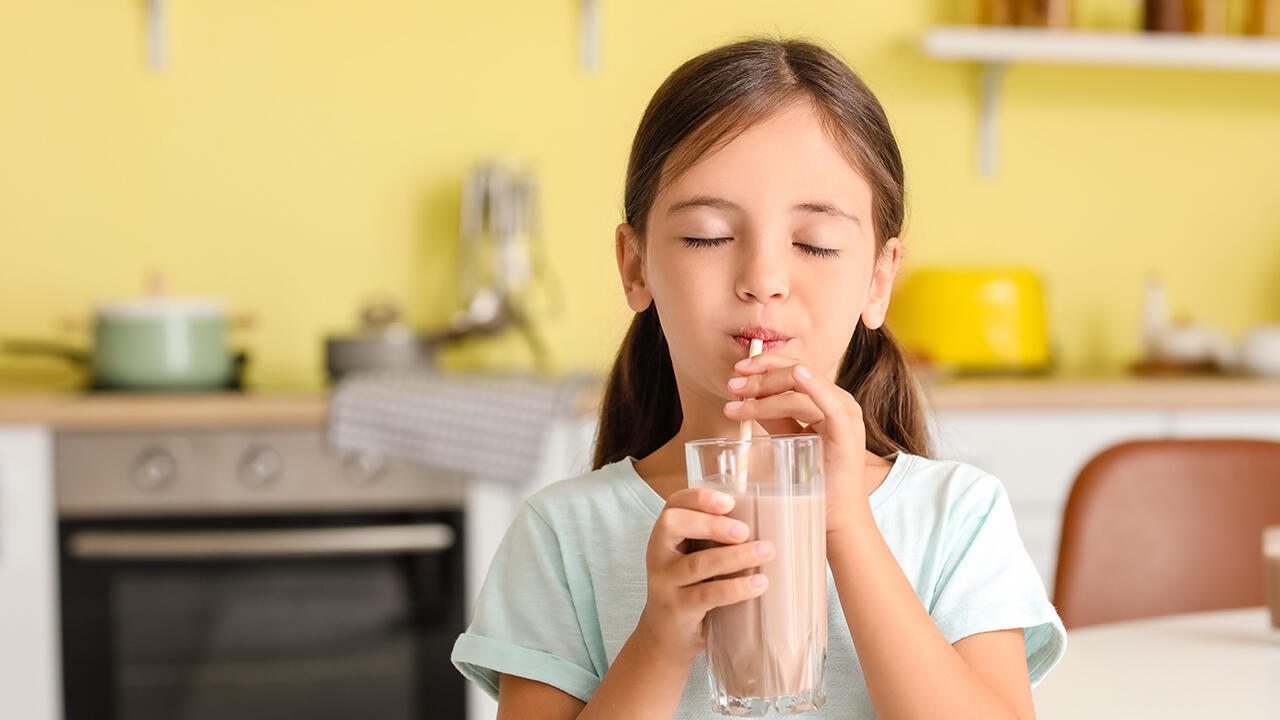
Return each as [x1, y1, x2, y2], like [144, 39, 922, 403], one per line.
[680, 237, 841, 259]
[680, 236, 731, 249]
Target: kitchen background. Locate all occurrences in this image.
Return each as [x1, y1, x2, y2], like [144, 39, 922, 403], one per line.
[3, 0, 1279, 392]
[5, 2, 1280, 720]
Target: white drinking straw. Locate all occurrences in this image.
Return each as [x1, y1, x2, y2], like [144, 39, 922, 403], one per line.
[734, 338, 763, 491]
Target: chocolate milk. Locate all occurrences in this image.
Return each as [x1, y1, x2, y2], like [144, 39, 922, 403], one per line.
[704, 493, 827, 702]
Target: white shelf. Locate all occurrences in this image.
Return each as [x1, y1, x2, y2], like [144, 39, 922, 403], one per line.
[923, 26, 1280, 176]
[926, 25, 1280, 72]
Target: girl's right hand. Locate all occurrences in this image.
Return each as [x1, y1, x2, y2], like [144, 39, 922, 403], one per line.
[635, 487, 776, 663]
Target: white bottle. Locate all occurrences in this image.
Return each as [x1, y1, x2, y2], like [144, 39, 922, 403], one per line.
[1141, 273, 1169, 361]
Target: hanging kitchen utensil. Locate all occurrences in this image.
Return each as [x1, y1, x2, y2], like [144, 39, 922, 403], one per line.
[453, 159, 551, 367]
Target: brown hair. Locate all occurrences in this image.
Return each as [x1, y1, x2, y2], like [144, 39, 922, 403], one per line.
[592, 36, 931, 470]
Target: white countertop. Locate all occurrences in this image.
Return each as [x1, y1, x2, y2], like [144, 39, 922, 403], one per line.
[917, 375, 1280, 410]
[1033, 607, 1280, 719]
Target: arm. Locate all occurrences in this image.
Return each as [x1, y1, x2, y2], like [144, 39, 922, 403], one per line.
[497, 623, 696, 720]
[572, 622, 697, 720]
[828, 517, 1035, 720]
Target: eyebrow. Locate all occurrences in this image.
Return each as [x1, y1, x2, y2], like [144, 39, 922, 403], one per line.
[665, 195, 861, 227]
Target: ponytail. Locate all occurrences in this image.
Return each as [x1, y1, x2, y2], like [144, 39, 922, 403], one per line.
[837, 322, 932, 458]
[592, 305, 682, 470]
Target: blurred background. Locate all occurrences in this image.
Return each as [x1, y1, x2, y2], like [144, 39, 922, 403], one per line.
[1, 0, 1277, 390]
[2, 2, 1280, 720]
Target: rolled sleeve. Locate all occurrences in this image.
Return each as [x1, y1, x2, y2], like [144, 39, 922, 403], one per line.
[450, 501, 602, 702]
[451, 631, 601, 703]
[929, 475, 1068, 687]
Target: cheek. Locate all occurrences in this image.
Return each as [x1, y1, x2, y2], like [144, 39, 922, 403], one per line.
[646, 255, 720, 357]
[803, 262, 867, 311]
[802, 268, 868, 367]
[647, 245, 723, 308]
[647, 258, 696, 310]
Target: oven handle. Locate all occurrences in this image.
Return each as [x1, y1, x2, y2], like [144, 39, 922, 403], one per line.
[67, 523, 456, 561]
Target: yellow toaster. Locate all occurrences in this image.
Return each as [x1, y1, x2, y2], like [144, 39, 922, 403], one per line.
[886, 268, 1053, 374]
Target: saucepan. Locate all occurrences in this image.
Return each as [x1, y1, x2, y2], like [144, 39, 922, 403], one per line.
[2, 295, 250, 392]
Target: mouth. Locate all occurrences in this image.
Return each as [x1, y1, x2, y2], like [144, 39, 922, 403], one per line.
[732, 326, 792, 353]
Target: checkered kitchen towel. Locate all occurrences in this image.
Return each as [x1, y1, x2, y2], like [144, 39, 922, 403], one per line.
[328, 369, 601, 486]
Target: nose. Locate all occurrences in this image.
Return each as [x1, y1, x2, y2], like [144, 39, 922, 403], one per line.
[734, 239, 789, 304]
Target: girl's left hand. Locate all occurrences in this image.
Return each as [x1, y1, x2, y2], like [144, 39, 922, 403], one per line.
[724, 353, 869, 537]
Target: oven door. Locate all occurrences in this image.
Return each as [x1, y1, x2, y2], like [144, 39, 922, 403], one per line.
[59, 511, 465, 720]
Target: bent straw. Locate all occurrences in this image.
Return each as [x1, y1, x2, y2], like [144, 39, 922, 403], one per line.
[734, 338, 764, 492]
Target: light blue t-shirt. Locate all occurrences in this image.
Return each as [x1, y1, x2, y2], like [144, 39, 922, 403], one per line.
[451, 452, 1067, 717]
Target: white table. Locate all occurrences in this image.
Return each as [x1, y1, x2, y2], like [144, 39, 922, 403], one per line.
[1033, 607, 1280, 719]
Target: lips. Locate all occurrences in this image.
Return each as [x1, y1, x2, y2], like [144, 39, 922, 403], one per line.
[732, 326, 792, 353]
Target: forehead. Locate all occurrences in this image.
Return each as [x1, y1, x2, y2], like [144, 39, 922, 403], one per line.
[655, 101, 873, 221]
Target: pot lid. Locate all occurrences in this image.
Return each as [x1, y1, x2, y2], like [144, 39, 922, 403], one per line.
[97, 296, 227, 319]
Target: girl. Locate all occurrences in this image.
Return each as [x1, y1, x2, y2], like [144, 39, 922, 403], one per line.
[452, 37, 1066, 719]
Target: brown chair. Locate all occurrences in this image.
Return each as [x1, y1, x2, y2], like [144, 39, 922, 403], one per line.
[1053, 438, 1280, 629]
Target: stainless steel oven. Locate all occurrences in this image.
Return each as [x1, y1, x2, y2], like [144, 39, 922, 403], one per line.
[55, 427, 468, 720]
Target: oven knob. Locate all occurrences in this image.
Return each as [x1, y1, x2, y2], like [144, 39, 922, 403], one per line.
[238, 447, 283, 490]
[132, 448, 177, 493]
[343, 451, 387, 486]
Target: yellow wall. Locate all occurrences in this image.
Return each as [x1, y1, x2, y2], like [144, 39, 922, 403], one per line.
[2, 1, 1278, 391]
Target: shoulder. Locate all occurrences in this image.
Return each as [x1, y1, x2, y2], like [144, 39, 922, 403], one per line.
[888, 453, 1011, 518]
[520, 458, 645, 530]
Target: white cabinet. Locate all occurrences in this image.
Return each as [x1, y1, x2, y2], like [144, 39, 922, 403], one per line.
[1168, 409, 1280, 439]
[0, 425, 60, 720]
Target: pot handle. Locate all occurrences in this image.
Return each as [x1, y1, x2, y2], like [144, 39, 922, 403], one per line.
[0, 339, 92, 366]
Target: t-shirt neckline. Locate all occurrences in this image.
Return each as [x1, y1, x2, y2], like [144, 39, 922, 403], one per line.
[617, 448, 914, 518]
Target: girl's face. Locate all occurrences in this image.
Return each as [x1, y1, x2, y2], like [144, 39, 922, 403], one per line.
[616, 100, 901, 421]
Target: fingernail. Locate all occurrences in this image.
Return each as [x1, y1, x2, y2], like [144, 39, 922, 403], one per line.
[725, 400, 743, 411]
[749, 574, 767, 588]
[712, 491, 733, 510]
[794, 364, 811, 380]
[735, 358, 751, 369]
[727, 377, 747, 390]
[753, 541, 774, 557]
[731, 521, 749, 540]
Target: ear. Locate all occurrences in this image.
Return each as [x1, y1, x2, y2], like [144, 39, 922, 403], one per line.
[616, 223, 653, 313]
[861, 236, 902, 330]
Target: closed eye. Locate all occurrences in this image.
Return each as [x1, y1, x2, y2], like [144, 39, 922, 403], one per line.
[681, 236, 732, 248]
[681, 237, 841, 259]
[795, 243, 840, 258]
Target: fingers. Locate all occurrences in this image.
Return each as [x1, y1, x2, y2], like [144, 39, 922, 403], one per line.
[790, 362, 861, 448]
[727, 363, 799, 399]
[733, 352, 801, 376]
[666, 486, 736, 514]
[727, 354, 810, 434]
[724, 392, 822, 426]
[653, 508, 749, 555]
[681, 573, 769, 612]
[649, 489, 752, 560]
[671, 539, 775, 587]
[727, 354, 864, 446]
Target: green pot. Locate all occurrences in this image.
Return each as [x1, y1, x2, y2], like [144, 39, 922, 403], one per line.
[92, 297, 233, 391]
[2, 296, 243, 391]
